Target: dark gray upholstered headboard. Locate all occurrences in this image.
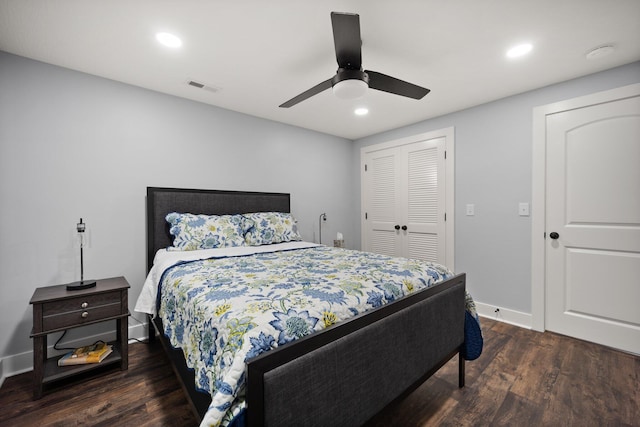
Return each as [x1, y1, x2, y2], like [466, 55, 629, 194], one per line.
[146, 187, 291, 272]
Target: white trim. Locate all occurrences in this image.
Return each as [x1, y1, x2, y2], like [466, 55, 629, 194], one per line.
[531, 101, 547, 332]
[128, 320, 148, 344]
[475, 301, 532, 329]
[531, 83, 640, 333]
[445, 128, 455, 269]
[0, 322, 149, 380]
[360, 127, 455, 270]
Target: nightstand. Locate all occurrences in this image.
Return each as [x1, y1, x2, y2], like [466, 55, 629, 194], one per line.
[29, 276, 130, 399]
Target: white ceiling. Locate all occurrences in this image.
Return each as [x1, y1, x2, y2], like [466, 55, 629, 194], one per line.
[1, 0, 639, 140]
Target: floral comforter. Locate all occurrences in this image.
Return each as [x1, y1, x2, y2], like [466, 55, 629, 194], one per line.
[154, 244, 457, 427]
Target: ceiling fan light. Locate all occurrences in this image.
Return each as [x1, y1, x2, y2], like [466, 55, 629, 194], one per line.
[333, 79, 368, 99]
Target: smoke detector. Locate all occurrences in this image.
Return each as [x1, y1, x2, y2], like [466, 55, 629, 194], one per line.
[585, 45, 615, 60]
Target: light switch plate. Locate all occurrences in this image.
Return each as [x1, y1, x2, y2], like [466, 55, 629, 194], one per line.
[466, 204, 475, 216]
[519, 202, 530, 216]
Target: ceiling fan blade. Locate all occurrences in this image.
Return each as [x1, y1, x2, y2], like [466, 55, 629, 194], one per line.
[331, 12, 362, 70]
[279, 78, 333, 108]
[366, 70, 430, 99]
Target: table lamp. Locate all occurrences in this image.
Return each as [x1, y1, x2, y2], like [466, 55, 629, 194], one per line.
[66, 218, 96, 290]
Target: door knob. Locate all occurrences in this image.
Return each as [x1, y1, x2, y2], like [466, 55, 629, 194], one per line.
[401, 225, 408, 231]
[394, 225, 400, 230]
[549, 232, 559, 240]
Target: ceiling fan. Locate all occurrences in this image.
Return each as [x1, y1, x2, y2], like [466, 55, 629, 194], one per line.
[279, 11, 430, 108]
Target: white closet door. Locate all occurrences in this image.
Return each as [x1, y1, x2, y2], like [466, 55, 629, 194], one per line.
[403, 138, 445, 262]
[364, 148, 402, 257]
[363, 136, 446, 264]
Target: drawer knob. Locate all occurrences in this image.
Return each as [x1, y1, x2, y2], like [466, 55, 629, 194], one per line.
[81, 302, 89, 309]
[81, 311, 89, 318]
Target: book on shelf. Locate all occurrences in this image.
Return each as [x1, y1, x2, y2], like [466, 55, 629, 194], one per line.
[58, 342, 113, 366]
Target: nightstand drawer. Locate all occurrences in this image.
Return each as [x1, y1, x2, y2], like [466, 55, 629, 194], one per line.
[42, 291, 122, 317]
[43, 301, 123, 330]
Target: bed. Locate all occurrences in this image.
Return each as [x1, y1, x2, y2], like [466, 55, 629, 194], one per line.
[136, 187, 477, 427]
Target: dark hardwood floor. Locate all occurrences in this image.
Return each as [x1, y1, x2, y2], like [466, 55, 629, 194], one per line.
[1, 318, 638, 426]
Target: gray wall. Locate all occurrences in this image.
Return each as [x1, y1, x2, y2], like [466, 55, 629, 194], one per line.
[0, 51, 352, 363]
[352, 61, 640, 314]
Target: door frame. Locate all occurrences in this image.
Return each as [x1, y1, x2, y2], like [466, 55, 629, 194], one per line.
[360, 126, 455, 270]
[530, 83, 640, 332]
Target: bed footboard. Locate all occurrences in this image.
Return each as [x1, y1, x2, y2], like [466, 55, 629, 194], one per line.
[247, 273, 466, 427]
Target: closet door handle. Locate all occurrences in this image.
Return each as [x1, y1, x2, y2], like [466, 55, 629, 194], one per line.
[401, 225, 408, 231]
[394, 225, 400, 230]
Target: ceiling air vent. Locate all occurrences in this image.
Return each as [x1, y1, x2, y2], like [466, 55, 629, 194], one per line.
[187, 80, 205, 88]
[186, 79, 220, 93]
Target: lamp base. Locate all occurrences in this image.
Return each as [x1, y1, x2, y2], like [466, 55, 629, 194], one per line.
[66, 280, 97, 291]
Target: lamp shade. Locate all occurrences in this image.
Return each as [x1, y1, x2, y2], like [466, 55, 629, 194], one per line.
[332, 78, 368, 99]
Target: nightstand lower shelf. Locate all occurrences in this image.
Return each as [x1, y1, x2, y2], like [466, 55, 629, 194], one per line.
[43, 341, 123, 384]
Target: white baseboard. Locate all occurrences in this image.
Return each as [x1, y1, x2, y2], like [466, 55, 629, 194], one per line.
[475, 301, 532, 329]
[0, 321, 149, 383]
[128, 321, 149, 344]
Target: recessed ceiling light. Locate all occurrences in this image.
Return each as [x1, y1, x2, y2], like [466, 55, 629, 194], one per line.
[506, 43, 533, 59]
[156, 32, 182, 48]
[354, 107, 369, 116]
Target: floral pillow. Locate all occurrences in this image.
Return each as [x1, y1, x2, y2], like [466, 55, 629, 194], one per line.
[166, 212, 250, 251]
[243, 212, 302, 246]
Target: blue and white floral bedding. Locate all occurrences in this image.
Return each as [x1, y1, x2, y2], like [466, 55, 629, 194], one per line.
[135, 242, 472, 427]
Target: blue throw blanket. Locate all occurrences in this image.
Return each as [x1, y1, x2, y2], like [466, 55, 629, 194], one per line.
[461, 293, 483, 360]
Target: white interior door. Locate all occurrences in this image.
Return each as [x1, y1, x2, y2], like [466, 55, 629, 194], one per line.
[545, 93, 640, 354]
